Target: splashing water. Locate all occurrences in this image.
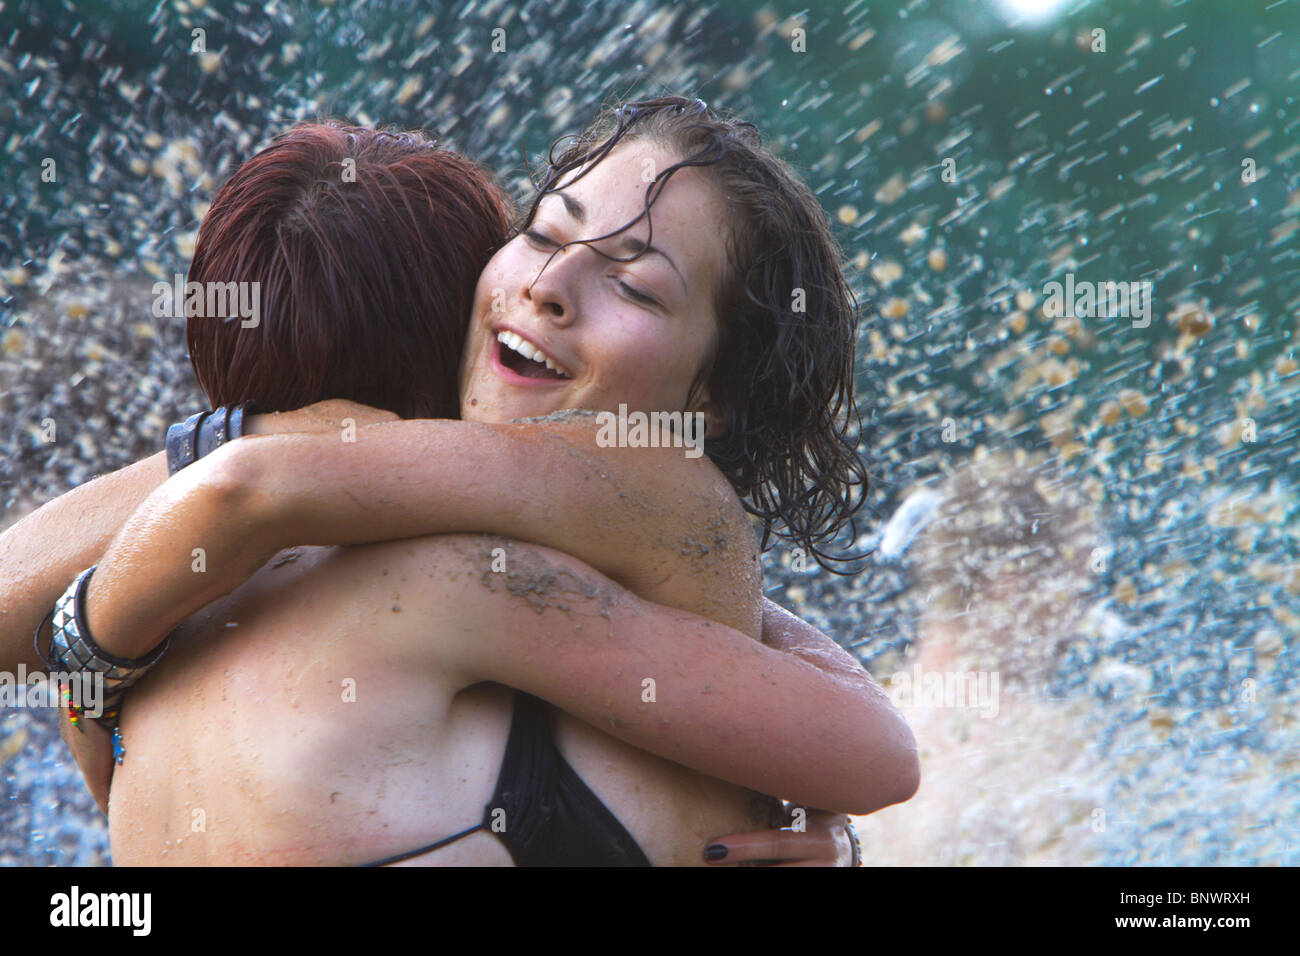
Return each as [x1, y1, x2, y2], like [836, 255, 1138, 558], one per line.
[2, 0, 1297, 866]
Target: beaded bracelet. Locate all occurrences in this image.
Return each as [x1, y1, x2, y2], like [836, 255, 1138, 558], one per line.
[60, 683, 126, 763]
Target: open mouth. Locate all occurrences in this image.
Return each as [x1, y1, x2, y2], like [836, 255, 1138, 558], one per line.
[495, 330, 572, 381]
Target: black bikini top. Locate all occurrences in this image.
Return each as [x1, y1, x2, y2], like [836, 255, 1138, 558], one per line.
[362, 691, 650, 867]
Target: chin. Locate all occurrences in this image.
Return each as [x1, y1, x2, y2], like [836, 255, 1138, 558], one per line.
[464, 386, 541, 424]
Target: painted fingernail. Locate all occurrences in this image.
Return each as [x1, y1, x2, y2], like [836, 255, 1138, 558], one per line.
[704, 844, 728, 862]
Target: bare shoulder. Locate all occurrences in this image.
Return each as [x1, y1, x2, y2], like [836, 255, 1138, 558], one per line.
[514, 412, 763, 635]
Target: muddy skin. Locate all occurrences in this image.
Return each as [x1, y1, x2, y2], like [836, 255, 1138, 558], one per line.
[512, 409, 667, 520]
[473, 535, 616, 621]
[509, 409, 604, 428]
[467, 530, 783, 838]
[514, 410, 751, 581]
[678, 511, 731, 568]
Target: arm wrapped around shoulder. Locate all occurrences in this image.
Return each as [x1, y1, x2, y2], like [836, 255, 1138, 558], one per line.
[434, 538, 920, 815]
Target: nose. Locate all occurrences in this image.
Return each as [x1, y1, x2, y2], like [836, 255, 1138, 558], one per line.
[523, 243, 587, 329]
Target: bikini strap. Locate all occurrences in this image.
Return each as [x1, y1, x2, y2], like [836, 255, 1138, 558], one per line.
[358, 822, 486, 867]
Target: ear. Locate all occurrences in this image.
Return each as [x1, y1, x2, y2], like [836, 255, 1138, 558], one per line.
[692, 390, 727, 440]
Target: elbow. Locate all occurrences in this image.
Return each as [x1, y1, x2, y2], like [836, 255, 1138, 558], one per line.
[186, 438, 277, 542]
[203, 434, 262, 498]
[885, 731, 922, 808]
[845, 719, 921, 816]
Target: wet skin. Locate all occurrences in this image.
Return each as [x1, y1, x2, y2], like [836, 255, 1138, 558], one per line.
[108, 144, 782, 865]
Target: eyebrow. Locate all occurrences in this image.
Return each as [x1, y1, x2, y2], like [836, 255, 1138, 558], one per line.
[545, 190, 686, 289]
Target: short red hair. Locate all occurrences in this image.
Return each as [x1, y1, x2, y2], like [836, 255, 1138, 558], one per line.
[186, 121, 512, 419]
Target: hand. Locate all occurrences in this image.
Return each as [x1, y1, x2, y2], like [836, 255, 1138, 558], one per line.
[704, 809, 856, 866]
[246, 399, 400, 436]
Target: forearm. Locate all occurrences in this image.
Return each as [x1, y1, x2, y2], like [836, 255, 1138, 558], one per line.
[758, 597, 915, 814]
[0, 452, 169, 671]
[224, 419, 695, 594]
[761, 597, 873, 684]
[81, 446, 278, 660]
[77, 425, 515, 660]
[479, 581, 919, 814]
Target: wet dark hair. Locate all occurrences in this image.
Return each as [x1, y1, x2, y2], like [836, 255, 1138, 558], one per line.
[187, 121, 513, 419]
[522, 95, 868, 570]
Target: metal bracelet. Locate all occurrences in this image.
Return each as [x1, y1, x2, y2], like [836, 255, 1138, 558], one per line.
[195, 405, 230, 461]
[165, 401, 258, 476]
[166, 410, 208, 475]
[845, 818, 862, 868]
[228, 400, 255, 441]
[35, 566, 169, 702]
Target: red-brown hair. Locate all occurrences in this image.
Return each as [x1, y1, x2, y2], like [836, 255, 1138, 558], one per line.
[186, 121, 513, 418]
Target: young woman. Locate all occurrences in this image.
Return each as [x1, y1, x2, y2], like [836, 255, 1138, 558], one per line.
[12, 100, 917, 864]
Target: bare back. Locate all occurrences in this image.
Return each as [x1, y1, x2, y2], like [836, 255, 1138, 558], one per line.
[109, 530, 775, 866]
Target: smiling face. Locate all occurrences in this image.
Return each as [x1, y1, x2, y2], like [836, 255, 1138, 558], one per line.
[458, 141, 729, 427]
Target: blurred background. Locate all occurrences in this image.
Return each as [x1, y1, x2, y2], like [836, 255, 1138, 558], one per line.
[1, 0, 1296, 865]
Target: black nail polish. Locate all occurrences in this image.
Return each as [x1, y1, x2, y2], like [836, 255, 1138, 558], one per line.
[704, 844, 728, 862]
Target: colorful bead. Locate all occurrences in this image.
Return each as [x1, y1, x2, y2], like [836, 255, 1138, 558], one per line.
[62, 684, 84, 728]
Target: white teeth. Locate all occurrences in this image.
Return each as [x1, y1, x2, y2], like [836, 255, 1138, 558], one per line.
[497, 330, 568, 377]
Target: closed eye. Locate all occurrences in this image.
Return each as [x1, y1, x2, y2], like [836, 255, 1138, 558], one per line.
[523, 229, 558, 248]
[527, 229, 661, 308]
[618, 280, 659, 308]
